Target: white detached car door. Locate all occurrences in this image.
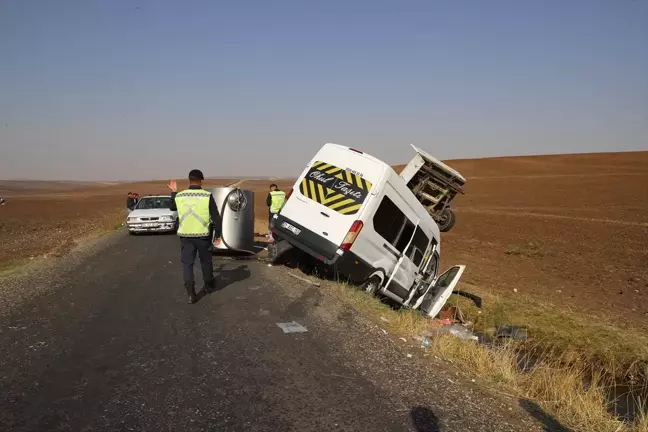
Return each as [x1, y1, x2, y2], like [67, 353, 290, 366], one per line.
[413, 265, 466, 318]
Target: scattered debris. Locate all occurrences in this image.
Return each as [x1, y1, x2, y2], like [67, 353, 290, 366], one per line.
[399, 337, 407, 342]
[406, 354, 413, 358]
[168, 261, 173, 264]
[288, 272, 321, 287]
[28, 341, 47, 351]
[259, 309, 270, 316]
[248, 286, 260, 291]
[439, 306, 465, 323]
[495, 325, 528, 341]
[380, 328, 388, 335]
[276, 322, 308, 333]
[267, 264, 273, 267]
[434, 324, 479, 341]
[451, 290, 483, 308]
[8, 326, 26, 331]
[427, 318, 453, 328]
[380, 316, 390, 323]
[513, 288, 518, 293]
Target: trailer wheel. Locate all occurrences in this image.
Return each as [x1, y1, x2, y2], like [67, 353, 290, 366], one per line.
[360, 276, 382, 296]
[438, 208, 456, 232]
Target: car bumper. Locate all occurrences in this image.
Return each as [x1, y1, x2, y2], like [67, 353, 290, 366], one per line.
[271, 214, 340, 265]
[127, 223, 176, 233]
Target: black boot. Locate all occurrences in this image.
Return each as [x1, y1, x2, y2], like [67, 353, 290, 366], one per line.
[185, 282, 196, 304]
[203, 279, 215, 294]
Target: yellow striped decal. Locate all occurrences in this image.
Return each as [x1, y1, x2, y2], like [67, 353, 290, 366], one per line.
[299, 160, 372, 215]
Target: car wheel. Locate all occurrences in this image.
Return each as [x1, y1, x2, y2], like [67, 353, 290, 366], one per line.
[360, 276, 382, 296]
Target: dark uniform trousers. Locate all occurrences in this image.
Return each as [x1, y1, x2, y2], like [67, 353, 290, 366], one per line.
[180, 236, 214, 294]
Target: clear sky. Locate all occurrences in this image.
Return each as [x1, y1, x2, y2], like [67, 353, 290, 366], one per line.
[1, 0, 647, 181]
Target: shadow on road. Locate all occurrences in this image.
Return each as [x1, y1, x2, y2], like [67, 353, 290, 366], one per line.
[519, 399, 574, 432]
[214, 264, 251, 291]
[410, 406, 441, 432]
[195, 264, 251, 302]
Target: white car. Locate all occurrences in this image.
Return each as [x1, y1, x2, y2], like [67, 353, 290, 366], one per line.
[126, 195, 178, 234]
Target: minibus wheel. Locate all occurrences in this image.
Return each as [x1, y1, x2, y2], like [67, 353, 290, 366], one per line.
[360, 276, 382, 296]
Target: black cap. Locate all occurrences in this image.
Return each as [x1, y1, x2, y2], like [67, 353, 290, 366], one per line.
[188, 169, 204, 181]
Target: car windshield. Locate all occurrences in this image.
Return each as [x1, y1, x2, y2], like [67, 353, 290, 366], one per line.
[136, 197, 172, 210]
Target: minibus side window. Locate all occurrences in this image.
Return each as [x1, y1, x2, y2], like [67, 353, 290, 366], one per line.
[395, 220, 415, 252]
[373, 196, 404, 246]
[373, 196, 419, 253]
[407, 228, 431, 266]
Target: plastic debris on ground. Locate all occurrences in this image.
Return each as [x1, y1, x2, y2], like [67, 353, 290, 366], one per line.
[495, 325, 528, 341]
[380, 328, 388, 335]
[438, 324, 479, 341]
[276, 322, 308, 333]
[380, 316, 389, 323]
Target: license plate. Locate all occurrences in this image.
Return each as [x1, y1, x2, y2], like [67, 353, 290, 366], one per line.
[281, 221, 301, 235]
[143, 223, 157, 228]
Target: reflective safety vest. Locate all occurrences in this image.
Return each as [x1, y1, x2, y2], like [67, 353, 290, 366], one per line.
[269, 190, 286, 214]
[175, 189, 212, 237]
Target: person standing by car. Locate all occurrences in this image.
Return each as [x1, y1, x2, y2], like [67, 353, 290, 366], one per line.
[0, 197, 6, 206]
[266, 183, 286, 231]
[126, 192, 136, 214]
[168, 169, 222, 304]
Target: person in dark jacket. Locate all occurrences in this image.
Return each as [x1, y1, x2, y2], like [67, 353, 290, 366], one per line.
[168, 170, 222, 304]
[126, 192, 137, 213]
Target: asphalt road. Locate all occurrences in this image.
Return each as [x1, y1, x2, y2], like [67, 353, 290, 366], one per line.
[0, 233, 551, 432]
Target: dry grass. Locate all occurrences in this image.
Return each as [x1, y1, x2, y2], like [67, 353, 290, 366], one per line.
[310, 274, 648, 432]
[447, 286, 648, 381]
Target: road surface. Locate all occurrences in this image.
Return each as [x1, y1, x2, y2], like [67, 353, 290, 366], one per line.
[0, 233, 552, 431]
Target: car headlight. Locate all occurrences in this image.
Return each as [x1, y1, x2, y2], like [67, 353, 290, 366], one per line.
[160, 216, 173, 222]
[127, 217, 136, 222]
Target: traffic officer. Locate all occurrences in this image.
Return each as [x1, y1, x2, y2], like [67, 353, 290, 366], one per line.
[266, 183, 286, 231]
[168, 169, 222, 304]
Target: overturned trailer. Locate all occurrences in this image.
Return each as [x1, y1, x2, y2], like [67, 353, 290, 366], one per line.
[400, 145, 466, 232]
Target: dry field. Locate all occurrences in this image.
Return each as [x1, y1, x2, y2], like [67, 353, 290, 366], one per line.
[0, 179, 236, 269]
